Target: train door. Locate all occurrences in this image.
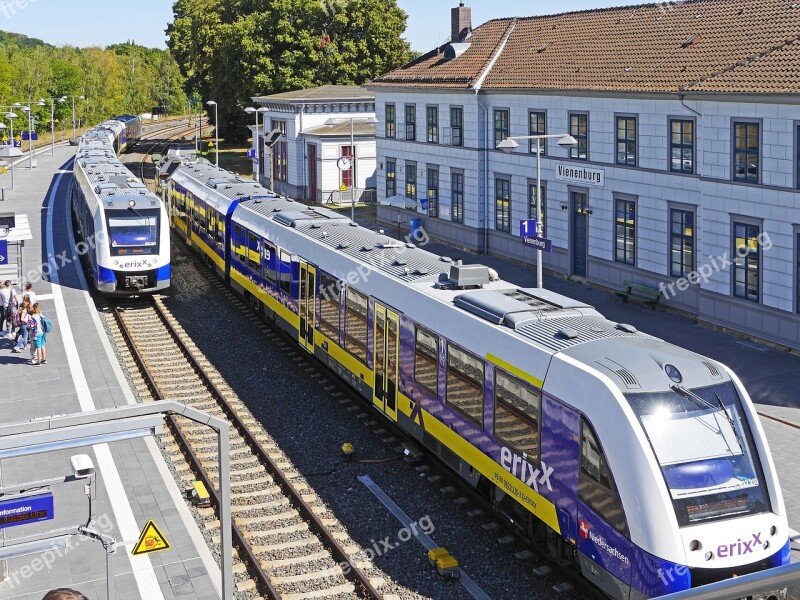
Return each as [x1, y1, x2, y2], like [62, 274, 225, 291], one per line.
[373, 303, 399, 422]
[299, 262, 316, 352]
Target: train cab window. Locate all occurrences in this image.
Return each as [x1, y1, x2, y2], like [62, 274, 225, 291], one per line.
[494, 371, 540, 462]
[319, 273, 341, 341]
[344, 288, 368, 364]
[233, 225, 246, 264]
[262, 241, 277, 284]
[278, 249, 292, 295]
[579, 419, 628, 535]
[414, 328, 438, 395]
[446, 344, 484, 426]
[247, 232, 261, 273]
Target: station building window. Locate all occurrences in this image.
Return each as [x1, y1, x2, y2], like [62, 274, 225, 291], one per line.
[495, 177, 510, 234]
[451, 106, 463, 147]
[570, 113, 588, 160]
[733, 121, 760, 184]
[615, 198, 636, 266]
[427, 106, 439, 144]
[733, 221, 760, 302]
[427, 167, 439, 218]
[670, 208, 695, 278]
[405, 104, 416, 141]
[580, 419, 628, 534]
[494, 109, 509, 148]
[451, 171, 464, 224]
[527, 182, 546, 237]
[272, 119, 288, 182]
[385, 159, 396, 198]
[414, 327, 438, 395]
[616, 115, 637, 166]
[344, 288, 368, 364]
[529, 111, 546, 155]
[385, 103, 396, 139]
[405, 163, 417, 200]
[319, 272, 341, 341]
[494, 370, 540, 462]
[446, 343, 484, 426]
[670, 119, 694, 174]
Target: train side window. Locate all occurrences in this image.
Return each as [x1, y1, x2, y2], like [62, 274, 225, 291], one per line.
[247, 231, 260, 272]
[446, 344, 484, 426]
[579, 419, 628, 535]
[494, 371, 540, 462]
[207, 210, 216, 240]
[344, 288, 368, 364]
[319, 273, 341, 340]
[234, 225, 246, 263]
[414, 327, 438, 395]
[262, 241, 277, 284]
[278, 249, 292, 296]
[214, 210, 224, 245]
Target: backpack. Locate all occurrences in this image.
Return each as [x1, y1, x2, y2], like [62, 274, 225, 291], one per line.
[41, 316, 53, 334]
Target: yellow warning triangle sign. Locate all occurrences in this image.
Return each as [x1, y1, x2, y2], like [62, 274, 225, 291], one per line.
[339, 183, 348, 192]
[132, 520, 171, 556]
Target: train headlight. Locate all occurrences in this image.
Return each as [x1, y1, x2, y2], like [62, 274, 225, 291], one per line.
[763, 540, 770, 550]
[704, 551, 713, 561]
[113, 260, 119, 266]
[689, 540, 701, 552]
[665, 364, 683, 383]
[128, 199, 136, 208]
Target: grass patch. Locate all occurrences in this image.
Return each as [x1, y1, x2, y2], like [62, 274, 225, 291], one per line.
[198, 136, 254, 178]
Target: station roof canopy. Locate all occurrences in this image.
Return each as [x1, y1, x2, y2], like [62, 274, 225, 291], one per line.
[253, 85, 374, 104]
[303, 119, 377, 137]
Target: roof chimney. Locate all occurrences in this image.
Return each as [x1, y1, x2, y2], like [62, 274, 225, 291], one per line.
[451, 2, 472, 42]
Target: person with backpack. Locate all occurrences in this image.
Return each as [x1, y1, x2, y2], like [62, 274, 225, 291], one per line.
[30, 303, 52, 365]
[12, 296, 32, 353]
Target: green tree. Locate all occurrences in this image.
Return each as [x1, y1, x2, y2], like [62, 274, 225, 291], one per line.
[168, 0, 411, 140]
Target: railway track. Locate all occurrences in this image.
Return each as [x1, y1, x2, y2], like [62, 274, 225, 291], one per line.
[101, 295, 382, 599]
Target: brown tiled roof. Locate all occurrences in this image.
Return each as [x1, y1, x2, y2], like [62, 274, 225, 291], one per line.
[372, 0, 800, 94]
[254, 85, 374, 103]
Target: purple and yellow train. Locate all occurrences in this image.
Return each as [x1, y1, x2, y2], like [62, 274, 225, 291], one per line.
[160, 157, 789, 600]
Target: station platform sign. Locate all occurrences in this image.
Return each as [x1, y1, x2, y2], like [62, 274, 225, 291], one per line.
[0, 493, 54, 529]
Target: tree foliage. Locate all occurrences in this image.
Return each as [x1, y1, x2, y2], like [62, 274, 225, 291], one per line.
[168, 0, 411, 141]
[0, 31, 187, 135]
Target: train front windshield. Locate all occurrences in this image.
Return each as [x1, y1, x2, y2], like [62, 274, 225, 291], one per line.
[106, 209, 160, 256]
[627, 383, 770, 527]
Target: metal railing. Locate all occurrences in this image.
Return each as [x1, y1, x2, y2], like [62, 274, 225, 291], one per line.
[658, 562, 800, 599]
[323, 188, 377, 206]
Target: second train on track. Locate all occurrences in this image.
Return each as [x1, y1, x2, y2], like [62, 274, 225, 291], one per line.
[159, 156, 790, 600]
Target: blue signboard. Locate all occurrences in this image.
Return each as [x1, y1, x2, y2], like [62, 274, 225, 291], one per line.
[0, 240, 7, 265]
[21, 132, 38, 141]
[0, 493, 54, 529]
[520, 219, 538, 238]
[246, 149, 256, 159]
[1, 140, 22, 148]
[522, 236, 553, 253]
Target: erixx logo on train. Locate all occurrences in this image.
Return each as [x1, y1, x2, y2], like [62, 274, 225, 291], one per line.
[717, 532, 766, 558]
[499, 447, 553, 493]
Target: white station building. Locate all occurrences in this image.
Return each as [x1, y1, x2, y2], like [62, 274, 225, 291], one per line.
[368, 0, 800, 351]
[252, 85, 377, 205]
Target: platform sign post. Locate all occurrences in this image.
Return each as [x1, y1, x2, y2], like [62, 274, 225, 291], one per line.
[0, 240, 7, 265]
[522, 236, 553, 253]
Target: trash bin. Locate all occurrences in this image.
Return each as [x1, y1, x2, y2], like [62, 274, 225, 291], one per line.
[410, 218, 421, 239]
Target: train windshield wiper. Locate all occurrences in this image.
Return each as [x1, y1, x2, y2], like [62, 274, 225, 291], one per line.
[128, 206, 153, 234]
[671, 385, 742, 453]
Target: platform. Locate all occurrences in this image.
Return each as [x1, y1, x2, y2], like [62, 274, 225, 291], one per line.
[0, 146, 221, 600]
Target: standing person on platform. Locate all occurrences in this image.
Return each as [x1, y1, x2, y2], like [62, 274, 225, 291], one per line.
[12, 296, 31, 353]
[0, 281, 12, 334]
[42, 589, 90, 600]
[29, 303, 46, 365]
[23, 282, 36, 307]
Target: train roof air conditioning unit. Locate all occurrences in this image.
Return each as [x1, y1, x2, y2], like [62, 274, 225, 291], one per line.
[449, 264, 490, 289]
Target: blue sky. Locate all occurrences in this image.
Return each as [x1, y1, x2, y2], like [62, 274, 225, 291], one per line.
[0, 0, 622, 50]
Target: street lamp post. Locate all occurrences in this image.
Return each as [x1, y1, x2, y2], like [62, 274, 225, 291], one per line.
[244, 106, 266, 181]
[497, 133, 578, 288]
[325, 116, 378, 223]
[43, 96, 66, 155]
[65, 95, 85, 139]
[4, 112, 18, 189]
[206, 100, 219, 166]
[18, 101, 45, 170]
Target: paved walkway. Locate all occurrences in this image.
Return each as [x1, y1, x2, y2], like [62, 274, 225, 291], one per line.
[0, 147, 220, 600]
